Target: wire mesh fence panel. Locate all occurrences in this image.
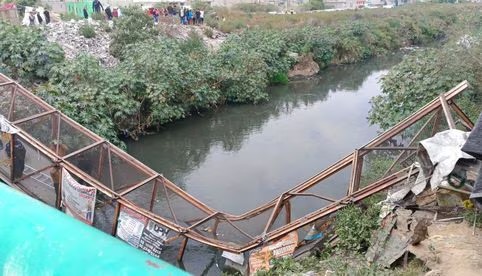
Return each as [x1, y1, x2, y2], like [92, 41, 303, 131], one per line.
[17, 170, 56, 207]
[15, 136, 56, 206]
[16, 113, 55, 147]
[123, 180, 155, 210]
[59, 116, 99, 156]
[268, 204, 287, 232]
[165, 186, 211, 228]
[66, 143, 112, 188]
[0, 84, 13, 117]
[288, 195, 332, 222]
[204, 219, 252, 245]
[109, 149, 152, 192]
[93, 199, 116, 234]
[151, 182, 178, 224]
[10, 89, 50, 122]
[359, 150, 406, 188]
[302, 165, 352, 200]
[230, 206, 274, 238]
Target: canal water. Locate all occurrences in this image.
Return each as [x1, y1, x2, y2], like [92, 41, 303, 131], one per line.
[126, 54, 402, 274]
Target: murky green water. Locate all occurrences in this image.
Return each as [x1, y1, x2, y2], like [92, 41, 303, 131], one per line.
[126, 54, 402, 274]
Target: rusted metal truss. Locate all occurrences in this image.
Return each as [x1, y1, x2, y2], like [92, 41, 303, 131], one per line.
[0, 73, 473, 254]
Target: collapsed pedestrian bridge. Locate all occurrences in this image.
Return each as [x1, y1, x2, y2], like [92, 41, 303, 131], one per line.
[0, 73, 474, 259]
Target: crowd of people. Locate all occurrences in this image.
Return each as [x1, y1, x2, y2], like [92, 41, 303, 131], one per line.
[146, 5, 204, 25]
[26, 8, 50, 26]
[82, 0, 122, 21]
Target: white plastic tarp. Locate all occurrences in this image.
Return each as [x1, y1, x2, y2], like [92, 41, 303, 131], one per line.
[420, 129, 475, 189]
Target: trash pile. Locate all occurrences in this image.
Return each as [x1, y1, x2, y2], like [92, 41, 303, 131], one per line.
[157, 23, 227, 51]
[44, 20, 118, 67]
[366, 116, 482, 275]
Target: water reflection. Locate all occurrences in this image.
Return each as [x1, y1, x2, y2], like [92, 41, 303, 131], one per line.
[126, 54, 402, 214]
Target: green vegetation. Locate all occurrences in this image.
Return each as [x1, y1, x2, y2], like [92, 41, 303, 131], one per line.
[233, 3, 278, 13]
[0, 22, 64, 86]
[1, 5, 480, 148]
[304, 0, 325, 11]
[60, 12, 83, 21]
[369, 33, 482, 129]
[79, 24, 96, 38]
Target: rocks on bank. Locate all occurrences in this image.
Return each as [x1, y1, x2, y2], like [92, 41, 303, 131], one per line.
[288, 53, 320, 79]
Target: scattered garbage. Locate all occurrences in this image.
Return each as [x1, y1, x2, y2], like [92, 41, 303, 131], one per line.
[44, 20, 118, 67]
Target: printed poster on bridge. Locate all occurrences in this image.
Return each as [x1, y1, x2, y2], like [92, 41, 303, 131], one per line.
[116, 206, 169, 258]
[61, 168, 97, 225]
[249, 231, 298, 274]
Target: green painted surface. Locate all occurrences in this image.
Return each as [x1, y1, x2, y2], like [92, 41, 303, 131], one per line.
[0, 183, 189, 275]
[66, 1, 93, 17]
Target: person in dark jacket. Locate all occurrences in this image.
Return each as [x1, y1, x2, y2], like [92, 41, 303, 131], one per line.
[37, 12, 43, 24]
[43, 10, 50, 24]
[105, 5, 113, 20]
[5, 136, 26, 180]
[83, 6, 89, 19]
[92, 0, 103, 13]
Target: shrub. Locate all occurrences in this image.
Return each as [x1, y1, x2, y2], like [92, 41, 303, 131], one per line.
[334, 199, 380, 252]
[0, 21, 64, 85]
[91, 12, 105, 21]
[109, 6, 158, 58]
[79, 24, 96, 38]
[203, 27, 214, 38]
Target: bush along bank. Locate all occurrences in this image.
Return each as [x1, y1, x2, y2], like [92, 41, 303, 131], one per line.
[1, 4, 480, 147]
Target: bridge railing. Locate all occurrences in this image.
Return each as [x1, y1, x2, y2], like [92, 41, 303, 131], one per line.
[0, 73, 473, 261]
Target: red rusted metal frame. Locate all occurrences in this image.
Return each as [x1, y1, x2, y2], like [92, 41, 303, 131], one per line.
[223, 216, 256, 240]
[364, 146, 419, 151]
[107, 146, 115, 191]
[111, 201, 121, 236]
[96, 145, 105, 179]
[431, 108, 443, 136]
[161, 180, 179, 224]
[285, 201, 291, 224]
[61, 140, 105, 161]
[14, 85, 54, 112]
[0, 73, 471, 253]
[262, 194, 286, 236]
[7, 85, 17, 121]
[56, 166, 63, 209]
[448, 100, 475, 129]
[54, 112, 61, 154]
[440, 94, 456, 129]
[177, 237, 188, 262]
[287, 192, 336, 202]
[0, 81, 14, 87]
[118, 174, 157, 196]
[12, 110, 57, 125]
[187, 212, 219, 231]
[58, 113, 101, 142]
[348, 150, 361, 195]
[14, 164, 55, 183]
[382, 111, 437, 178]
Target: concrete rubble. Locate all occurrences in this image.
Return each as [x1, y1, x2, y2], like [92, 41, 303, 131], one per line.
[43, 20, 118, 67]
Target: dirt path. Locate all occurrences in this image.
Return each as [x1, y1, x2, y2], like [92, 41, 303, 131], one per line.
[409, 221, 482, 276]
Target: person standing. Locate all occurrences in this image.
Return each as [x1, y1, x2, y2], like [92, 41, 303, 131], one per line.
[199, 10, 204, 25]
[83, 6, 89, 19]
[92, 0, 103, 13]
[105, 5, 113, 20]
[37, 12, 43, 25]
[43, 9, 50, 24]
